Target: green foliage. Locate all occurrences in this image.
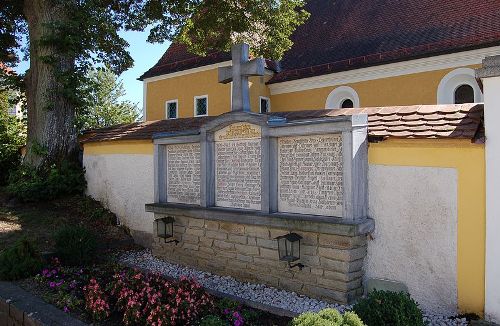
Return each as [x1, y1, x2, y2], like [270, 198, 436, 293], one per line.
[352, 290, 425, 326]
[0, 238, 43, 281]
[76, 67, 139, 132]
[6, 161, 86, 202]
[199, 315, 229, 326]
[76, 196, 116, 226]
[0, 90, 25, 185]
[1, 0, 309, 166]
[292, 309, 365, 326]
[54, 225, 98, 266]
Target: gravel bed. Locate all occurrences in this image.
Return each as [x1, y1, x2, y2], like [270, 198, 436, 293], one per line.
[120, 249, 468, 326]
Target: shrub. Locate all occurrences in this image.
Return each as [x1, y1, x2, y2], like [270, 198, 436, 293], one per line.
[352, 290, 425, 326]
[6, 161, 86, 202]
[0, 96, 25, 186]
[292, 308, 365, 326]
[0, 238, 42, 280]
[54, 226, 98, 266]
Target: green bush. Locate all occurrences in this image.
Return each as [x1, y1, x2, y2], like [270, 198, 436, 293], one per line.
[352, 290, 425, 326]
[292, 308, 365, 326]
[6, 161, 86, 202]
[0, 98, 25, 186]
[54, 226, 98, 266]
[199, 315, 229, 326]
[0, 238, 43, 280]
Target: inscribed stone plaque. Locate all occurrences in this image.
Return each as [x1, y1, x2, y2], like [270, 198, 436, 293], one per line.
[167, 143, 201, 205]
[278, 134, 343, 216]
[215, 123, 262, 210]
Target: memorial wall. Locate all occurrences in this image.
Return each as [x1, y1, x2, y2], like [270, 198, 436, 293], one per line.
[148, 111, 371, 304]
[151, 113, 367, 220]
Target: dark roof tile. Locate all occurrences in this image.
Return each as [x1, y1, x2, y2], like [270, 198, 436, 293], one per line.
[141, 0, 500, 82]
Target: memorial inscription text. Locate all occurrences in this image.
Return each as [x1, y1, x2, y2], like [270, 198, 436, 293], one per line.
[278, 134, 343, 216]
[215, 123, 262, 210]
[167, 143, 201, 205]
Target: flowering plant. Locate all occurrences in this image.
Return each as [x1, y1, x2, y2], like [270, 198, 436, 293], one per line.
[83, 278, 111, 321]
[111, 270, 213, 325]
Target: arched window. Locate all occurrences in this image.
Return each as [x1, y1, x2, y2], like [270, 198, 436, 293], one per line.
[325, 86, 360, 109]
[437, 68, 482, 104]
[454, 84, 475, 104]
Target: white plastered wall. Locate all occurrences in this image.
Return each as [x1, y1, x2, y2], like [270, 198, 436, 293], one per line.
[483, 76, 500, 323]
[83, 154, 154, 247]
[365, 164, 458, 315]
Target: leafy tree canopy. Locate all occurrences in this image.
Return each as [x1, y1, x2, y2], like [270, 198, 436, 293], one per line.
[0, 0, 309, 167]
[1, 0, 309, 75]
[77, 67, 140, 132]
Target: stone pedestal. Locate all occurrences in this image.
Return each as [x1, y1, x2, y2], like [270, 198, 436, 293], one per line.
[147, 204, 374, 304]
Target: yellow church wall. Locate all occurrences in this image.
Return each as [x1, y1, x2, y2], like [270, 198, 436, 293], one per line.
[83, 140, 154, 155]
[369, 139, 486, 315]
[270, 65, 480, 111]
[145, 68, 271, 120]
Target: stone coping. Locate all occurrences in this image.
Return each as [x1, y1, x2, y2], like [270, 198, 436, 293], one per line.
[145, 203, 375, 236]
[0, 281, 88, 326]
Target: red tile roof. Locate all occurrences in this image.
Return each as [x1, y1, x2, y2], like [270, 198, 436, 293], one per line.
[82, 104, 484, 143]
[140, 0, 500, 82]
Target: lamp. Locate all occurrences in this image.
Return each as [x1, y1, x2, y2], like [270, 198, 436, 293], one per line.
[155, 216, 179, 244]
[275, 233, 305, 270]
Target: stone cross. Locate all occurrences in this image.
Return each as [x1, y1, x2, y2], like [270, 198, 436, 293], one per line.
[218, 43, 265, 112]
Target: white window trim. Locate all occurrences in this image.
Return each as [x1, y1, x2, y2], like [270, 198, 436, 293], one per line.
[194, 95, 209, 117]
[259, 96, 271, 113]
[437, 68, 483, 104]
[325, 86, 360, 109]
[165, 99, 178, 119]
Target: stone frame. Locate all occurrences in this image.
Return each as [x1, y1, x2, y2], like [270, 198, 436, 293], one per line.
[152, 111, 368, 221]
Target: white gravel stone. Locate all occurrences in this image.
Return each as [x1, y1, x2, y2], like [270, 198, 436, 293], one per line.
[120, 249, 468, 326]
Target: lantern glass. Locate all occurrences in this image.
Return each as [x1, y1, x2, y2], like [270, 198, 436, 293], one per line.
[155, 216, 174, 239]
[276, 233, 302, 263]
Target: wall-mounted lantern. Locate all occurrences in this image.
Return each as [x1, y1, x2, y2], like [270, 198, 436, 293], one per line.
[155, 216, 179, 244]
[275, 233, 305, 270]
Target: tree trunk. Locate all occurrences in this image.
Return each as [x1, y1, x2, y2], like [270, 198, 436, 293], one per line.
[23, 0, 78, 168]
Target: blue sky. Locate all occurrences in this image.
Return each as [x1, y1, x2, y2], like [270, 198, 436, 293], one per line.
[14, 29, 170, 107]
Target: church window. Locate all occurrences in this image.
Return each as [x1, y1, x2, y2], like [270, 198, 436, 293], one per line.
[454, 84, 475, 104]
[166, 100, 178, 119]
[325, 86, 360, 109]
[340, 98, 354, 109]
[194, 95, 208, 117]
[260, 96, 271, 113]
[437, 68, 482, 104]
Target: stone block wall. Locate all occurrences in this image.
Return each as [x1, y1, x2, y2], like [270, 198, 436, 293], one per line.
[153, 215, 368, 304]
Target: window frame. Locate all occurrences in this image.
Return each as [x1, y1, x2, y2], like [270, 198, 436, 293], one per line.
[325, 86, 360, 109]
[259, 96, 271, 113]
[194, 95, 209, 117]
[165, 99, 179, 120]
[437, 68, 483, 104]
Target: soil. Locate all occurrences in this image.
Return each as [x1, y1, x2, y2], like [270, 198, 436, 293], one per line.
[0, 192, 139, 253]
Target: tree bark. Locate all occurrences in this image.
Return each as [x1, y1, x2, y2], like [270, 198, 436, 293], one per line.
[23, 0, 78, 168]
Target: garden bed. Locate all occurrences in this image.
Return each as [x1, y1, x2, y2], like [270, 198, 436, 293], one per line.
[15, 260, 291, 325]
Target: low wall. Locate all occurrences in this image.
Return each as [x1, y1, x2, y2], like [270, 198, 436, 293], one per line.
[83, 141, 155, 247]
[366, 164, 458, 314]
[82, 138, 486, 315]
